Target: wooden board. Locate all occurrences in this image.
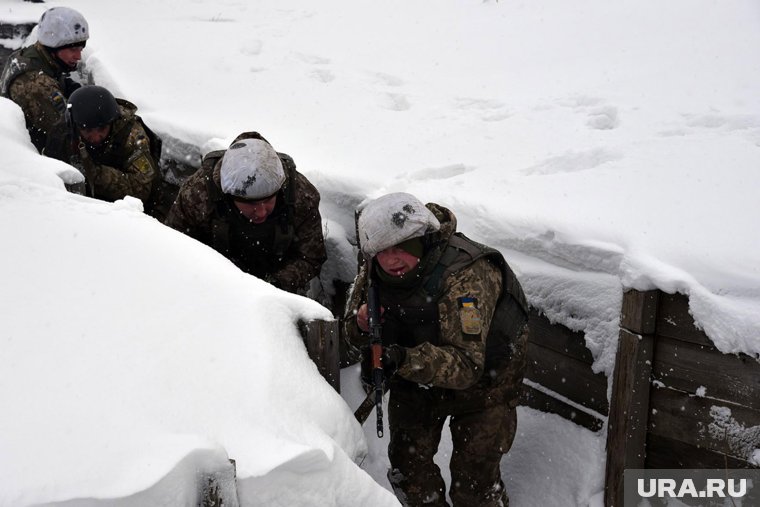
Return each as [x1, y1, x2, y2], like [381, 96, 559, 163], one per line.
[302, 319, 341, 393]
[652, 335, 760, 411]
[527, 310, 595, 364]
[525, 342, 609, 415]
[519, 384, 604, 431]
[646, 433, 758, 470]
[656, 292, 713, 347]
[648, 386, 760, 463]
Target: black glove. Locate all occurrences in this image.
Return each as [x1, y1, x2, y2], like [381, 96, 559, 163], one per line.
[359, 345, 407, 389]
[381, 345, 406, 377]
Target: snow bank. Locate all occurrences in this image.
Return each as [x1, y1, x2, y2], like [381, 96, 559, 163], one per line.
[0, 107, 396, 505]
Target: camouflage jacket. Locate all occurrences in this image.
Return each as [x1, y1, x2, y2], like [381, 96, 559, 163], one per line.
[165, 147, 326, 293]
[344, 203, 529, 406]
[0, 42, 80, 152]
[48, 99, 159, 205]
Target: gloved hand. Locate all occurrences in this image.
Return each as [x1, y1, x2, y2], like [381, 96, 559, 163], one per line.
[360, 344, 407, 390]
[381, 345, 406, 377]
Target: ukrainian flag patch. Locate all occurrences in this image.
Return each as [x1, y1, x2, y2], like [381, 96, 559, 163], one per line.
[458, 297, 481, 335]
[458, 297, 477, 308]
[50, 91, 66, 113]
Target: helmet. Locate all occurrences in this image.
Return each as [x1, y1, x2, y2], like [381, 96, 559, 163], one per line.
[67, 86, 120, 129]
[358, 192, 440, 258]
[37, 7, 89, 49]
[220, 139, 285, 199]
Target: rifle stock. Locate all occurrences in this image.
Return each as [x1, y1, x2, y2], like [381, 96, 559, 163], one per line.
[353, 388, 377, 425]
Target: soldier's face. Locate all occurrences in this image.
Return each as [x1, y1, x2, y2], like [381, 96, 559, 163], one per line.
[376, 246, 420, 277]
[54, 47, 83, 70]
[233, 194, 277, 224]
[79, 125, 111, 146]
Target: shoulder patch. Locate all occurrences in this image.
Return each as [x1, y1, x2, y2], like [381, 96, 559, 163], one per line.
[133, 153, 153, 174]
[458, 297, 481, 336]
[50, 91, 66, 113]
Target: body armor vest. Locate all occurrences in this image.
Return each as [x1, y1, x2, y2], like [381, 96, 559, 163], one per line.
[203, 149, 298, 278]
[379, 233, 529, 373]
[1, 44, 80, 151]
[1, 44, 67, 97]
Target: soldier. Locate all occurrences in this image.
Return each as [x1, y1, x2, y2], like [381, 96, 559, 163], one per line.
[0, 7, 89, 153]
[165, 132, 327, 295]
[343, 192, 529, 507]
[49, 85, 164, 217]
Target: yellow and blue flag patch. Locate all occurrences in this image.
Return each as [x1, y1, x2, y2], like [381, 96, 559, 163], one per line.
[458, 297, 482, 335]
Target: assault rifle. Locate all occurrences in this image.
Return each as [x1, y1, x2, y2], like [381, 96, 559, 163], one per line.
[352, 269, 385, 436]
[352, 211, 385, 436]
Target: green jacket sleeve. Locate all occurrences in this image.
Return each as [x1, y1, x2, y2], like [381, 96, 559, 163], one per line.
[397, 257, 502, 390]
[90, 124, 158, 202]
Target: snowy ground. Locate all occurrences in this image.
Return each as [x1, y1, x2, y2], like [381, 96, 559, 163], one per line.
[1, 0, 759, 505]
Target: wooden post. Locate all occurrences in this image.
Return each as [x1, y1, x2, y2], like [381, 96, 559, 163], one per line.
[302, 319, 341, 393]
[199, 459, 239, 507]
[604, 289, 658, 507]
[620, 289, 659, 335]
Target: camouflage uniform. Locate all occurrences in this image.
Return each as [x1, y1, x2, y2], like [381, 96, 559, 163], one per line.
[47, 99, 160, 209]
[165, 133, 326, 293]
[344, 203, 529, 507]
[0, 42, 80, 153]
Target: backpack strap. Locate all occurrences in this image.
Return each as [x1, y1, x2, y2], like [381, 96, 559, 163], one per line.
[423, 233, 483, 298]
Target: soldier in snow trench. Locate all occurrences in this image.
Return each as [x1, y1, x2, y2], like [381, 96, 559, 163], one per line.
[45, 85, 167, 219]
[343, 192, 529, 507]
[0, 7, 89, 153]
[165, 132, 327, 296]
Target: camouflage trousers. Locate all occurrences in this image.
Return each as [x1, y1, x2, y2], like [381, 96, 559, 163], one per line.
[387, 389, 517, 507]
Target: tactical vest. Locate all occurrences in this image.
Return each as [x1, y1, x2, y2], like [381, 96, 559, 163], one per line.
[1, 44, 66, 97]
[2, 44, 81, 151]
[202, 146, 298, 278]
[379, 233, 529, 374]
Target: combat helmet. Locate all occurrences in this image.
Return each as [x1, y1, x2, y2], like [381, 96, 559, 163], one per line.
[67, 85, 120, 129]
[358, 193, 440, 258]
[220, 139, 286, 200]
[37, 7, 89, 49]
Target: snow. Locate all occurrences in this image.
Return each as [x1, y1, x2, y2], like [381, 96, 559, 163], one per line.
[1, 0, 759, 505]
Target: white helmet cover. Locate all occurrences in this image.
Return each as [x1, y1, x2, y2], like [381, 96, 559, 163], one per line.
[220, 139, 285, 199]
[358, 192, 440, 258]
[38, 7, 89, 48]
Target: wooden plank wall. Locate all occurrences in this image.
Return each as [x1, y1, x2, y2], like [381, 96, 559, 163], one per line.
[520, 309, 608, 431]
[605, 289, 760, 506]
[646, 292, 760, 469]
